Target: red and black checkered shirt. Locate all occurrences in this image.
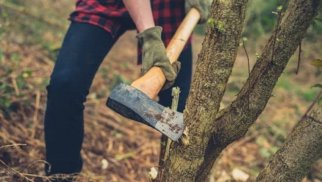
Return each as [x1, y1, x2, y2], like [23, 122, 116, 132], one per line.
[70, 0, 191, 58]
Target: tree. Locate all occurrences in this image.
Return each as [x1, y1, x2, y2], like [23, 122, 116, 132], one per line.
[157, 0, 322, 181]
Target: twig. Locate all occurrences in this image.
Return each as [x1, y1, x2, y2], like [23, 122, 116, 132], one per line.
[1, 158, 105, 181]
[296, 41, 302, 74]
[300, 91, 322, 122]
[242, 40, 251, 113]
[157, 87, 181, 182]
[25, 160, 51, 171]
[164, 87, 180, 161]
[0, 143, 27, 150]
[0, 160, 33, 182]
[242, 40, 250, 76]
[271, 9, 283, 62]
[171, 87, 181, 111]
[31, 91, 41, 138]
[10, 75, 20, 96]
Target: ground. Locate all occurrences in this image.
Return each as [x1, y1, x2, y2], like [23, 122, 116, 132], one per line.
[0, 1, 321, 181]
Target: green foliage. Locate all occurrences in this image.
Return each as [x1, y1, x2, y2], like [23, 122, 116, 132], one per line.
[276, 77, 292, 90]
[0, 50, 3, 64]
[244, 0, 322, 40]
[0, 83, 14, 109]
[311, 59, 322, 68]
[0, 1, 69, 112]
[195, 0, 322, 39]
[256, 136, 279, 159]
[0, 8, 8, 39]
[0, 50, 37, 111]
[268, 123, 287, 143]
[311, 59, 322, 104]
[312, 84, 322, 89]
[243, 0, 283, 38]
[276, 5, 283, 12]
[8, 0, 24, 5]
[297, 89, 317, 102]
[0, 69, 32, 110]
[0, 0, 65, 60]
[306, 14, 322, 40]
[10, 52, 21, 62]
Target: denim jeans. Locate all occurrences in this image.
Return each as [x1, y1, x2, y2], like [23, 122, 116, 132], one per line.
[44, 22, 192, 174]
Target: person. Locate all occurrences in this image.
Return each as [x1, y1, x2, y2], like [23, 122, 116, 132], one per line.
[44, 0, 209, 178]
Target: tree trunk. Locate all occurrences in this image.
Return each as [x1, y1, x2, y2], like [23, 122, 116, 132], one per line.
[256, 93, 322, 181]
[198, 0, 321, 179]
[159, 0, 248, 181]
[159, 0, 321, 181]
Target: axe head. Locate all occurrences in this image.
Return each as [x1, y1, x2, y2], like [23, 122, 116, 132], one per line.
[106, 83, 184, 141]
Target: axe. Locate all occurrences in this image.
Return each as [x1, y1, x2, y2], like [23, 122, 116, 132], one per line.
[107, 8, 200, 141]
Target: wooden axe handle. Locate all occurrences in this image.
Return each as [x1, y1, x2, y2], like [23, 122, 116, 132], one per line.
[131, 8, 200, 99]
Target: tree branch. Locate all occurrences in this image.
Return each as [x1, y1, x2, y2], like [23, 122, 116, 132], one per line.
[198, 0, 321, 178]
[256, 96, 322, 181]
[216, 0, 320, 149]
[184, 0, 248, 132]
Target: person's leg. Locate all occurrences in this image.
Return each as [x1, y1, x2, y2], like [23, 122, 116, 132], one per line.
[158, 44, 193, 112]
[44, 22, 116, 175]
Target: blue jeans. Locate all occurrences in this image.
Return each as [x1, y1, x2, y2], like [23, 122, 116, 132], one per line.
[44, 22, 192, 174]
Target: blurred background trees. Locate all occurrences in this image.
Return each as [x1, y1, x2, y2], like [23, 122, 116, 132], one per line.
[0, 0, 321, 181]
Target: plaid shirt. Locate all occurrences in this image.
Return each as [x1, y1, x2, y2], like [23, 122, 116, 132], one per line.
[70, 0, 191, 61]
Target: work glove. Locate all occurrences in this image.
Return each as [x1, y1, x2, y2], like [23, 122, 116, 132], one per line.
[185, 0, 212, 23]
[137, 26, 181, 89]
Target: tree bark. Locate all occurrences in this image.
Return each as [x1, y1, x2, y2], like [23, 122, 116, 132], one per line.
[159, 0, 321, 181]
[159, 0, 248, 181]
[199, 0, 321, 178]
[256, 94, 322, 182]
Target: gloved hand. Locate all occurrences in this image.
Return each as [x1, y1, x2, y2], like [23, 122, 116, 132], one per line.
[185, 0, 211, 23]
[137, 26, 181, 89]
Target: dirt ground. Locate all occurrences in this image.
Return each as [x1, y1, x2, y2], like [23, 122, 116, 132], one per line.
[0, 1, 322, 182]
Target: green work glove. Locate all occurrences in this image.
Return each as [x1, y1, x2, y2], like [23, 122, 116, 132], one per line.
[185, 0, 212, 23]
[137, 26, 181, 89]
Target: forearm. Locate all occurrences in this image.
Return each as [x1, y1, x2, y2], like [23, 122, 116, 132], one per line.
[122, 0, 155, 33]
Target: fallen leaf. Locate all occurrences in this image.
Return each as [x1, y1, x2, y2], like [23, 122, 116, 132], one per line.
[149, 167, 158, 179]
[101, 159, 109, 169]
[232, 168, 249, 181]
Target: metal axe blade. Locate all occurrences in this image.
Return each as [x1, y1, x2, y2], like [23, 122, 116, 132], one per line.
[105, 9, 201, 141]
[106, 83, 184, 141]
